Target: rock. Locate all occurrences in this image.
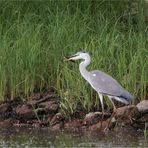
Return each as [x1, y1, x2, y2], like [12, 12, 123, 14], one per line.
[84, 112, 111, 126]
[0, 103, 12, 114]
[25, 119, 48, 128]
[28, 93, 42, 100]
[16, 105, 36, 119]
[51, 123, 63, 130]
[42, 93, 58, 100]
[39, 100, 59, 113]
[0, 118, 19, 127]
[27, 99, 39, 106]
[50, 113, 64, 126]
[38, 121, 49, 127]
[64, 119, 83, 129]
[89, 118, 116, 131]
[84, 112, 101, 126]
[136, 100, 148, 113]
[114, 105, 140, 123]
[89, 121, 103, 130]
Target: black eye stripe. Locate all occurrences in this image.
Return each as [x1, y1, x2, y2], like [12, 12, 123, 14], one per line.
[77, 51, 86, 55]
[80, 51, 86, 53]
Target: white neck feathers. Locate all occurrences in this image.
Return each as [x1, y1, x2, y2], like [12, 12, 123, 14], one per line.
[79, 55, 91, 82]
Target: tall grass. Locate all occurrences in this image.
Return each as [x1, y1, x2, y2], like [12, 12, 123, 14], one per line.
[0, 1, 147, 114]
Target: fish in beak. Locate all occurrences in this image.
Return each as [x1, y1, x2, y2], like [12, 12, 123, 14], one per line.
[64, 55, 76, 62]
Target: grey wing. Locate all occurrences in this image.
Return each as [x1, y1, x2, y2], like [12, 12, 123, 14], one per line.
[89, 70, 133, 100]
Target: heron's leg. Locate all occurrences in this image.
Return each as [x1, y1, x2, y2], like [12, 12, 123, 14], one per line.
[98, 93, 104, 114]
[108, 96, 116, 112]
[105, 96, 117, 130]
[98, 93, 104, 129]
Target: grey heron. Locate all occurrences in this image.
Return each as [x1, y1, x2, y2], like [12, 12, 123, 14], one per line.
[64, 51, 134, 114]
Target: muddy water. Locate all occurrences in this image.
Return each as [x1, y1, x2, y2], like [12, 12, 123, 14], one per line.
[0, 127, 147, 147]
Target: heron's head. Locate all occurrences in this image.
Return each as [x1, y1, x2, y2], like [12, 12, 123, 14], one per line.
[64, 51, 90, 62]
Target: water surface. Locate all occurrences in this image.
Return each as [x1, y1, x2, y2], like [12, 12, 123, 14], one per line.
[0, 127, 147, 147]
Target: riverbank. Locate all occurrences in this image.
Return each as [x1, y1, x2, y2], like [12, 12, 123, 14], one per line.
[0, 89, 147, 132]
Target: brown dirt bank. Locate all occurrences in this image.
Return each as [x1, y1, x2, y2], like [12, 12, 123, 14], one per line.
[0, 90, 148, 132]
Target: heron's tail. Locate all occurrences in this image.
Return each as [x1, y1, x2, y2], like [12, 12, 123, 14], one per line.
[120, 90, 134, 104]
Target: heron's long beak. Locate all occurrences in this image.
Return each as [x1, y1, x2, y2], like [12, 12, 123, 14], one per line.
[64, 55, 76, 62]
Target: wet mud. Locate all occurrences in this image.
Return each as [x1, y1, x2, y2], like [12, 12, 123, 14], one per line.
[0, 90, 148, 132]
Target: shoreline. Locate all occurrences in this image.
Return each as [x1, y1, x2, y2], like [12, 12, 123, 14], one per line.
[0, 90, 147, 132]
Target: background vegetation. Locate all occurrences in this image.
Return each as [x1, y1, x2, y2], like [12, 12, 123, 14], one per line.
[0, 1, 147, 114]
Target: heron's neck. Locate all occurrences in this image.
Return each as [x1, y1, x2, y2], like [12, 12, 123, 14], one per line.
[79, 56, 91, 82]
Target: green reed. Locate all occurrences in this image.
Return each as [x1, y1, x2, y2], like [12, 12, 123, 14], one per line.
[0, 1, 147, 114]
